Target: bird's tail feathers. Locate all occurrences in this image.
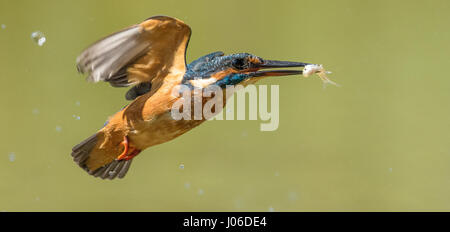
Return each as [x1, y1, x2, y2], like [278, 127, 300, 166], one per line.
[71, 133, 133, 180]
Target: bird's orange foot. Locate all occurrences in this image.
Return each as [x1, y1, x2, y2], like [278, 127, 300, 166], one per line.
[116, 136, 141, 161]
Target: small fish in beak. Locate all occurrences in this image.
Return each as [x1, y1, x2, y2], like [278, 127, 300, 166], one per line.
[303, 64, 339, 87]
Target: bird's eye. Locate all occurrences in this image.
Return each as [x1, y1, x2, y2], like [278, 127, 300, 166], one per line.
[232, 58, 247, 70]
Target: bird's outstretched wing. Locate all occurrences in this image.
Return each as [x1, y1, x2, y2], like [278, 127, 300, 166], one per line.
[76, 15, 192, 91]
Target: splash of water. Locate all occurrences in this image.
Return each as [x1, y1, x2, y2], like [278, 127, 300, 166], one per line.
[8, 152, 15, 162]
[31, 31, 46, 46]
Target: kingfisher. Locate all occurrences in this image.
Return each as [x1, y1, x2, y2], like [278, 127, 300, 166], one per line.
[72, 15, 315, 180]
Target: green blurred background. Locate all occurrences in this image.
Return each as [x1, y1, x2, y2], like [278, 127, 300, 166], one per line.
[1, 0, 449, 211]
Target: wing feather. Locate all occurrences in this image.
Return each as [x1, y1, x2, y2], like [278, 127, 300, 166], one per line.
[77, 26, 149, 84]
[76, 16, 191, 93]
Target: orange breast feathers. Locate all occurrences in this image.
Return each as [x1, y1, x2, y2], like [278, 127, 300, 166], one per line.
[107, 83, 182, 138]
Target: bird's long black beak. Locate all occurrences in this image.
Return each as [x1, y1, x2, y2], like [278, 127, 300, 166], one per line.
[251, 59, 310, 77]
[259, 60, 310, 68]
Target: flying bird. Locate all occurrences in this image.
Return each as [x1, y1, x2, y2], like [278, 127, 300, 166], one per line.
[72, 16, 311, 179]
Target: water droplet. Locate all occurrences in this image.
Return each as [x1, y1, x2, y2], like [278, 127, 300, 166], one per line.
[184, 182, 191, 189]
[72, 115, 81, 120]
[388, 168, 393, 173]
[8, 152, 15, 162]
[31, 31, 46, 46]
[288, 192, 298, 201]
[1, 24, 5, 29]
[75, 101, 80, 106]
[108, 171, 116, 176]
[268, 207, 275, 212]
[35, 197, 40, 201]
[241, 131, 248, 137]
[55, 126, 62, 132]
[274, 171, 280, 177]
[198, 189, 204, 195]
[179, 163, 185, 170]
[32, 108, 39, 115]
[234, 198, 244, 209]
